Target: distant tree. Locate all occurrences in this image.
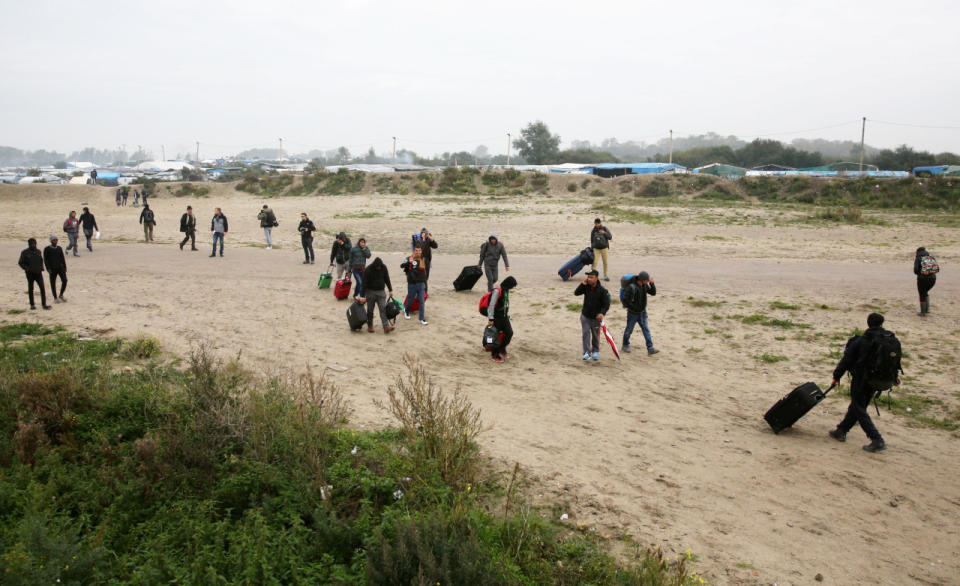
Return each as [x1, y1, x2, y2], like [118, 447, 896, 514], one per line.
[935, 152, 960, 165]
[513, 121, 561, 164]
[871, 145, 937, 171]
[363, 147, 379, 164]
[668, 145, 738, 168]
[53, 161, 68, 169]
[306, 158, 325, 174]
[556, 148, 620, 164]
[473, 144, 490, 163]
[336, 147, 351, 164]
[27, 168, 41, 177]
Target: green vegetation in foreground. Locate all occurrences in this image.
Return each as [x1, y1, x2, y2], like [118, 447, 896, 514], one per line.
[0, 323, 701, 584]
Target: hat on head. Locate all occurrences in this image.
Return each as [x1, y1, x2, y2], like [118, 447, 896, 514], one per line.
[49, 235, 58, 243]
[489, 234, 497, 240]
[586, 269, 599, 276]
[421, 227, 428, 234]
[358, 237, 366, 243]
[83, 206, 89, 212]
[637, 271, 649, 281]
[500, 276, 517, 290]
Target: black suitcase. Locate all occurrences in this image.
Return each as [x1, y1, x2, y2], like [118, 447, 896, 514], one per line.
[764, 382, 836, 434]
[454, 265, 483, 291]
[579, 247, 595, 265]
[558, 254, 586, 281]
[346, 300, 367, 331]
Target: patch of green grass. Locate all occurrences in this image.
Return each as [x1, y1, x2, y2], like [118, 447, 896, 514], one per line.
[0, 322, 58, 342]
[119, 334, 161, 359]
[737, 313, 811, 329]
[769, 301, 800, 311]
[699, 235, 729, 241]
[813, 304, 838, 311]
[6, 309, 26, 315]
[685, 296, 725, 308]
[757, 353, 789, 363]
[566, 303, 582, 313]
[333, 211, 384, 219]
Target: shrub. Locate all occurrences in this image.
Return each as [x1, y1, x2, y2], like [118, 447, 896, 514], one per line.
[120, 335, 161, 359]
[814, 207, 863, 223]
[640, 179, 671, 198]
[589, 188, 604, 197]
[567, 182, 577, 192]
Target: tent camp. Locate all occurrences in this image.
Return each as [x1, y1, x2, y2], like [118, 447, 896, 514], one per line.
[586, 163, 686, 178]
[912, 165, 949, 177]
[943, 166, 960, 177]
[693, 163, 747, 179]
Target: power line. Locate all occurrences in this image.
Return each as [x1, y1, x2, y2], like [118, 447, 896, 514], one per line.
[867, 119, 960, 130]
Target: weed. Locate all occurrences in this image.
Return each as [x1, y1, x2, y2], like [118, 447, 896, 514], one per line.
[120, 334, 160, 359]
[566, 303, 582, 312]
[0, 322, 57, 342]
[567, 182, 578, 192]
[7, 309, 26, 315]
[757, 353, 789, 363]
[589, 188, 604, 197]
[685, 297, 724, 308]
[769, 301, 800, 311]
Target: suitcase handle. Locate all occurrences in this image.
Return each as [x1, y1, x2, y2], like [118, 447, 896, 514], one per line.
[823, 382, 837, 396]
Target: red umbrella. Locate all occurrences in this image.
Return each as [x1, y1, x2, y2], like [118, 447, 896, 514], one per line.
[600, 320, 621, 361]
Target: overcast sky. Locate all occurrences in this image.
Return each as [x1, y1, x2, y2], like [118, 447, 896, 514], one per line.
[2, 0, 958, 158]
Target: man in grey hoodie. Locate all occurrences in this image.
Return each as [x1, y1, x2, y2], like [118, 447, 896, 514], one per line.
[477, 234, 510, 292]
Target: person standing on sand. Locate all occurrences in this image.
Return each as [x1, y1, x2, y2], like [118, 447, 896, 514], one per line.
[401, 246, 428, 325]
[350, 237, 371, 298]
[914, 246, 938, 316]
[139, 204, 156, 242]
[298, 212, 316, 264]
[828, 313, 902, 453]
[18, 238, 50, 310]
[590, 218, 613, 281]
[179, 205, 198, 251]
[360, 257, 395, 333]
[44, 236, 68, 302]
[122, 189, 128, 206]
[485, 276, 517, 363]
[574, 270, 610, 361]
[477, 234, 510, 292]
[63, 210, 80, 256]
[622, 271, 659, 355]
[329, 232, 352, 279]
[78, 206, 98, 252]
[257, 204, 277, 249]
[210, 208, 228, 257]
[413, 228, 438, 292]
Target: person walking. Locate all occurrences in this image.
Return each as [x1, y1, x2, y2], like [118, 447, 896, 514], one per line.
[914, 246, 938, 316]
[590, 218, 613, 281]
[298, 212, 316, 264]
[210, 208, 228, 257]
[413, 228, 438, 291]
[828, 313, 902, 453]
[78, 206, 98, 252]
[62, 210, 80, 256]
[360, 257, 395, 333]
[485, 276, 517, 363]
[349, 237, 371, 298]
[477, 234, 510, 292]
[622, 271, 659, 355]
[43, 236, 68, 302]
[179, 205, 198, 250]
[139, 204, 156, 242]
[122, 189, 128, 206]
[257, 204, 278, 249]
[90, 169, 98, 185]
[401, 246, 428, 325]
[115, 189, 122, 207]
[574, 270, 611, 361]
[133, 190, 140, 207]
[18, 238, 50, 310]
[329, 232, 352, 279]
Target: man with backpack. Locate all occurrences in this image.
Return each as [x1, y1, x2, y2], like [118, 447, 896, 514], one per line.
[257, 204, 278, 249]
[179, 205, 197, 251]
[401, 246, 428, 325]
[78, 207, 98, 252]
[360, 257, 395, 334]
[484, 276, 517, 363]
[914, 246, 938, 316]
[574, 270, 611, 361]
[621, 271, 659, 355]
[139, 205, 156, 242]
[828, 313, 902, 453]
[590, 218, 613, 282]
[329, 232, 352, 279]
[62, 210, 80, 256]
[477, 234, 510, 292]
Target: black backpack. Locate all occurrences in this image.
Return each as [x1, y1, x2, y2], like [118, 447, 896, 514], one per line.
[857, 331, 903, 392]
[143, 209, 155, 223]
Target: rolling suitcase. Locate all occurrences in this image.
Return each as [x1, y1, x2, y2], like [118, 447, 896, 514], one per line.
[453, 265, 483, 291]
[346, 300, 367, 331]
[317, 271, 333, 289]
[403, 292, 428, 312]
[764, 382, 836, 434]
[579, 247, 595, 265]
[558, 254, 586, 281]
[334, 275, 352, 300]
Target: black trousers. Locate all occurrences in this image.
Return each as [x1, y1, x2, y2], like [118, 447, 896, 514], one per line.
[49, 268, 67, 298]
[180, 230, 196, 249]
[837, 380, 881, 441]
[26, 272, 46, 307]
[917, 275, 936, 302]
[302, 236, 314, 261]
[493, 314, 513, 356]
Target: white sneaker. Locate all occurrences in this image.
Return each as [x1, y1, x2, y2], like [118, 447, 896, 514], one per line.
[266, 245, 272, 249]
[419, 319, 428, 326]
[582, 352, 590, 361]
[404, 312, 411, 320]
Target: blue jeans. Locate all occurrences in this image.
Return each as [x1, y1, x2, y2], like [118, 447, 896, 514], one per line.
[212, 232, 224, 255]
[352, 268, 365, 297]
[623, 311, 653, 349]
[405, 282, 426, 320]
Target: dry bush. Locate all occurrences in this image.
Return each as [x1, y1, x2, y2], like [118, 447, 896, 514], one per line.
[384, 357, 483, 487]
[14, 421, 49, 464]
[15, 367, 85, 442]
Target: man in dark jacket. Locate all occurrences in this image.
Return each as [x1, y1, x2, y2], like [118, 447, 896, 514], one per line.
[210, 208, 228, 257]
[63, 210, 80, 256]
[401, 247, 428, 325]
[622, 271, 659, 355]
[298, 213, 316, 264]
[360, 257, 395, 333]
[329, 232, 352, 279]
[914, 246, 937, 316]
[485, 276, 517, 363]
[257, 204, 277, 249]
[590, 218, 613, 281]
[179, 206, 197, 251]
[43, 236, 68, 302]
[78, 206, 98, 252]
[477, 234, 510, 292]
[574, 270, 611, 361]
[139, 205, 156, 242]
[414, 228, 438, 291]
[18, 238, 50, 310]
[829, 313, 901, 453]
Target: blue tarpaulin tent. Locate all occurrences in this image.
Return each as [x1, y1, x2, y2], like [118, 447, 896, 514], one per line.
[912, 165, 949, 177]
[586, 163, 686, 177]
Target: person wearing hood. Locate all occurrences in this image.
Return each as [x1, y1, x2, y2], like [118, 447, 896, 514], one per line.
[360, 257, 395, 333]
[477, 234, 510, 292]
[43, 235, 68, 302]
[18, 238, 50, 310]
[913, 246, 938, 316]
[257, 204, 278, 249]
[401, 246, 428, 325]
[413, 228, 439, 291]
[78, 206, 98, 252]
[349, 237, 372, 297]
[622, 271, 659, 355]
[62, 210, 80, 256]
[329, 232, 352, 279]
[486, 276, 517, 363]
[139, 204, 156, 242]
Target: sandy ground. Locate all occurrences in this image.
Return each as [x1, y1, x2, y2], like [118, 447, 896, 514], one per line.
[2, 183, 959, 585]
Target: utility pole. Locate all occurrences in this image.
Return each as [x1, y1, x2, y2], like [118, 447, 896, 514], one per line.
[668, 130, 674, 164]
[196, 141, 200, 163]
[859, 117, 866, 172]
[506, 133, 511, 165]
[161, 145, 165, 162]
[137, 145, 142, 168]
[392, 136, 397, 165]
[278, 138, 283, 162]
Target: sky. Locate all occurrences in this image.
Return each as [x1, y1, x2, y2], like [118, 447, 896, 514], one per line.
[2, 0, 959, 159]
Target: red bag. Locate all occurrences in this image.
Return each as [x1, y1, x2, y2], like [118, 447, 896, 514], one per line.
[478, 287, 500, 316]
[403, 292, 428, 311]
[334, 275, 352, 300]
